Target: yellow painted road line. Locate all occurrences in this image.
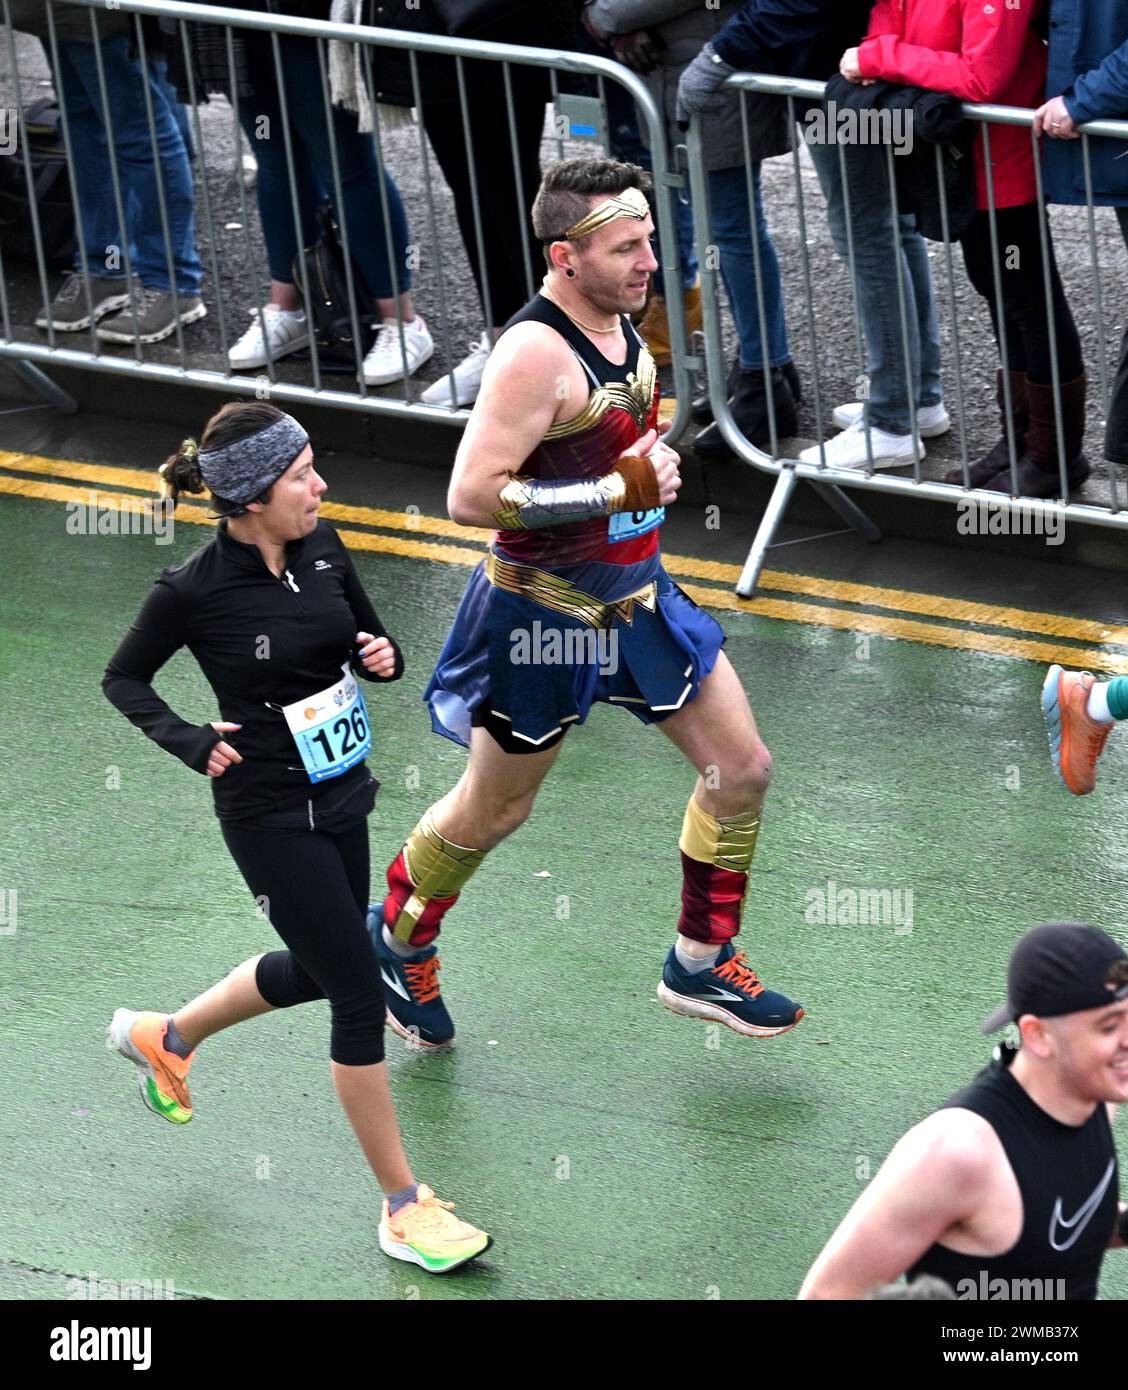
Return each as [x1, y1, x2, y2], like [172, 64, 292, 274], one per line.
[4, 450, 1125, 644]
[676, 582, 1128, 677]
[5, 471, 1128, 674]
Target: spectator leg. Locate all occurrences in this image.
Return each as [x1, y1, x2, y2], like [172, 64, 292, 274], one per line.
[52, 41, 131, 280]
[808, 139, 929, 436]
[708, 162, 790, 372]
[422, 63, 545, 331]
[275, 36, 411, 309]
[241, 35, 325, 301]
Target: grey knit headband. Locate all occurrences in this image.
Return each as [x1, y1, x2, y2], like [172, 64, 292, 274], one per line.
[198, 413, 310, 504]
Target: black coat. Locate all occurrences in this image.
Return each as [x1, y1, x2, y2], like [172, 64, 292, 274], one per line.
[822, 74, 975, 242]
[364, 0, 584, 109]
[711, 0, 876, 82]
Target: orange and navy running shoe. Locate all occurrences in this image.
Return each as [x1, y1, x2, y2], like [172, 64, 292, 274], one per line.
[1042, 665, 1113, 796]
[658, 942, 804, 1037]
[378, 1184, 491, 1274]
[368, 902, 454, 1050]
[107, 1009, 194, 1124]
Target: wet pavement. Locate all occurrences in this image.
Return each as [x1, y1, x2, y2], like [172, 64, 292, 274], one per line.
[1, 408, 1127, 1301]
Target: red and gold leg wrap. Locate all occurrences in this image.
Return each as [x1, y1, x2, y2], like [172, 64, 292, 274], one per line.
[676, 795, 761, 945]
[383, 809, 487, 948]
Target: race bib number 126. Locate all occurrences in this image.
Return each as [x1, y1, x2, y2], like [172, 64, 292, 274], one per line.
[281, 663, 372, 783]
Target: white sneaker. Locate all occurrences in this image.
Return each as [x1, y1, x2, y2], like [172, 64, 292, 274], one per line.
[420, 332, 492, 407]
[832, 400, 951, 437]
[228, 305, 309, 371]
[362, 316, 434, 386]
[799, 420, 925, 470]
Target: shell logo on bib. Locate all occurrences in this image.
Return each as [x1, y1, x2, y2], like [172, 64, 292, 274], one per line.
[304, 706, 317, 720]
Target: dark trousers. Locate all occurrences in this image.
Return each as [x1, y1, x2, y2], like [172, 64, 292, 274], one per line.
[959, 203, 1083, 386]
[421, 62, 546, 329]
[221, 819, 385, 1066]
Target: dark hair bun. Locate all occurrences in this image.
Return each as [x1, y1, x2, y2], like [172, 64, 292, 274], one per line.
[157, 439, 206, 507]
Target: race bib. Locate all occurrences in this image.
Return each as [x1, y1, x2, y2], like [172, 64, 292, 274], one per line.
[281, 663, 371, 784]
[608, 506, 665, 543]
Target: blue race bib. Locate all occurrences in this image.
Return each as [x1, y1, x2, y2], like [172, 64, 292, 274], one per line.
[608, 506, 665, 542]
[281, 663, 372, 783]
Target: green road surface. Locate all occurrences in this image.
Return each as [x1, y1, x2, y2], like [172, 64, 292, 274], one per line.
[2, 488, 1127, 1302]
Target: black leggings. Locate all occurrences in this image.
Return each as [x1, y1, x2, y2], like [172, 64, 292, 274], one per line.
[221, 820, 385, 1067]
[959, 203, 1083, 385]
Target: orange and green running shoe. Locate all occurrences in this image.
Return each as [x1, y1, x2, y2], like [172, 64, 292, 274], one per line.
[107, 1009, 194, 1124]
[1042, 665, 1114, 796]
[378, 1184, 491, 1274]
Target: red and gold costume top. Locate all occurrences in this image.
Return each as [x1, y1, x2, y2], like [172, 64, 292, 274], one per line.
[492, 292, 662, 572]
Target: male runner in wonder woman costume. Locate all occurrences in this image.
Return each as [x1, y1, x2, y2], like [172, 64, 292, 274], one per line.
[369, 158, 803, 1046]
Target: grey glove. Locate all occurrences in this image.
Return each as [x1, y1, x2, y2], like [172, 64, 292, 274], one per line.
[676, 42, 737, 128]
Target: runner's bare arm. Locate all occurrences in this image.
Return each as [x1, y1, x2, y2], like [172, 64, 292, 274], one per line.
[798, 1112, 993, 1299]
[446, 324, 673, 529]
[447, 325, 573, 528]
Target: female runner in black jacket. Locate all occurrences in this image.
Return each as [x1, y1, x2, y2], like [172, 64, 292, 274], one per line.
[103, 400, 489, 1275]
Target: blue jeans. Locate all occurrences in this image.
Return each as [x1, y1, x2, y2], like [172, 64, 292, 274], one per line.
[708, 163, 790, 370]
[606, 88, 696, 296]
[55, 36, 202, 294]
[240, 35, 410, 300]
[808, 139, 942, 434]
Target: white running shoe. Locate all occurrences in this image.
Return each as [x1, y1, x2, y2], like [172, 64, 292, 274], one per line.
[832, 400, 951, 437]
[420, 332, 492, 407]
[227, 304, 309, 371]
[362, 315, 434, 386]
[799, 419, 925, 470]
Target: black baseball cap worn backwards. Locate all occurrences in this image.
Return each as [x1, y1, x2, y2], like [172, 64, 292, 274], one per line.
[982, 922, 1128, 1034]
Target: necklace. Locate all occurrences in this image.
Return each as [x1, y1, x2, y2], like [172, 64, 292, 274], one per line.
[541, 282, 620, 335]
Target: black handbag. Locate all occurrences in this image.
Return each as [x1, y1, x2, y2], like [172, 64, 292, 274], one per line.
[290, 203, 377, 372]
[431, 0, 540, 38]
[0, 99, 76, 268]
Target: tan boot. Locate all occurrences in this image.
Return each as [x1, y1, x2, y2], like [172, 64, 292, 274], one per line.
[636, 280, 701, 367]
[637, 293, 671, 365]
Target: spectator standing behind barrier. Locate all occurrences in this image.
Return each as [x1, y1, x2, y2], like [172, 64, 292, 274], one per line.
[843, 0, 1090, 499]
[678, 1, 950, 473]
[195, 1, 429, 386]
[587, 0, 800, 458]
[11, 1, 206, 345]
[1035, 0, 1128, 471]
[367, 1, 584, 408]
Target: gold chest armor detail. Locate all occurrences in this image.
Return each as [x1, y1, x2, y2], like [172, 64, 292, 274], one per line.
[543, 345, 657, 440]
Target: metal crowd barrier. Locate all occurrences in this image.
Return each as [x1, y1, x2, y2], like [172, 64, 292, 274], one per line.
[0, 0, 693, 431]
[687, 73, 1128, 594]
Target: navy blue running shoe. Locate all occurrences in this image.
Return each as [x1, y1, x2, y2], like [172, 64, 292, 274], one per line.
[368, 902, 454, 1050]
[658, 941, 804, 1037]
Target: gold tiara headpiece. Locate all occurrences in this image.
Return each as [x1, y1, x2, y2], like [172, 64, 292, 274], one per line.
[563, 186, 650, 240]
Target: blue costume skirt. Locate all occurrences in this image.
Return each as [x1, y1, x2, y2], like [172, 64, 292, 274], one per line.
[424, 561, 726, 749]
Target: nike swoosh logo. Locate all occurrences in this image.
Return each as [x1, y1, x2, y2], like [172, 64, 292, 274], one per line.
[380, 967, 411, 1003]
[1048, 1157, 1117, 1252]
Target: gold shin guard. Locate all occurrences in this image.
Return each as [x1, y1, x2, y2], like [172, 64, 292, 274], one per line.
[388, 809, 486, 941]
[678, 795, 761, 872]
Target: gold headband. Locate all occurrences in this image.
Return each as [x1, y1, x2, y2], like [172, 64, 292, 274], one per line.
[563, 186, 650, 240]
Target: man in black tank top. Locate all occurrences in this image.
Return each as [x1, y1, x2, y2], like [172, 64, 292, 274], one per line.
[800, 923, 1128, 1299]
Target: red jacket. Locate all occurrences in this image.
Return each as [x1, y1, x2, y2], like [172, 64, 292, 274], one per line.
[858, 0, 1047, 210]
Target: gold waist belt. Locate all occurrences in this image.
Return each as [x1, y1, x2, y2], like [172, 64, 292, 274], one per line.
[484, 551, 657, 629]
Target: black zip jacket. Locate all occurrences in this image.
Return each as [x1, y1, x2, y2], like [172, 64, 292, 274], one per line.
[102, 520, 404, 829]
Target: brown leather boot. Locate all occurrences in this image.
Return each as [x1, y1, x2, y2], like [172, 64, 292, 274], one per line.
[636, 280, 701, 367]
[945, 368, 1027, 486]
[985, 374, 1090, 497]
